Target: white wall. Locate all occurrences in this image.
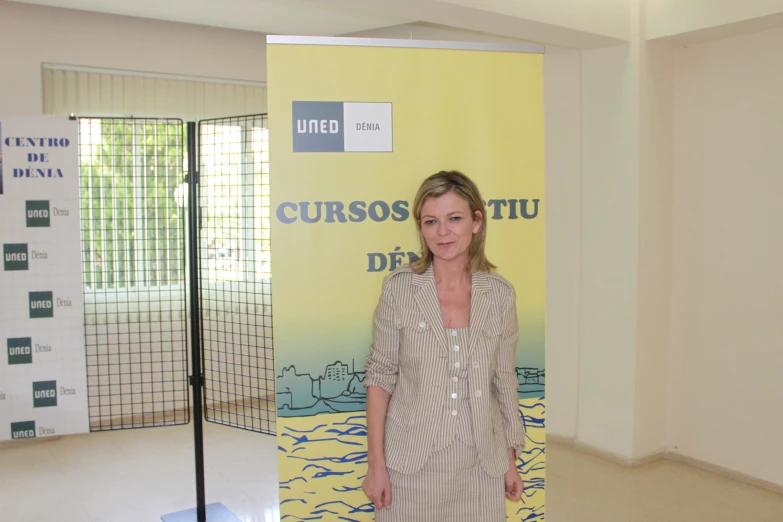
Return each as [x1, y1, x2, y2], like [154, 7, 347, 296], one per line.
[0, 0, 267, 115]
[634, 38, 674, 461]
[542, 48, 583, 441]
[576, 13, 676, 463]
[577, 41, 640, 459]
[670, 26, 783, 487]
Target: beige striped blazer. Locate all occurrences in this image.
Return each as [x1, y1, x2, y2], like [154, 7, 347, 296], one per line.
[364, 264, 526, 478]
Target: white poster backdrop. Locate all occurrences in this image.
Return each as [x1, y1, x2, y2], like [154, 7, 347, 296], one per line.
[0, 115, 88, 441]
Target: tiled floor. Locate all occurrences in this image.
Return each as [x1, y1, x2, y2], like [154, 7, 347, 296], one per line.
[1, 422, 782, 521]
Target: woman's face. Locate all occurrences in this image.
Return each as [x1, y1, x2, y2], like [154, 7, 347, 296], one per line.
[419, 191, 482, 264]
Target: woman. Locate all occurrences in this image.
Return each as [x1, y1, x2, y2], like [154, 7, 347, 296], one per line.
[362, 170, 526, 521]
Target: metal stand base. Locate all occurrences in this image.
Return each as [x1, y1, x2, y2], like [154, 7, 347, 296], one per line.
[161, 502, 241, 522]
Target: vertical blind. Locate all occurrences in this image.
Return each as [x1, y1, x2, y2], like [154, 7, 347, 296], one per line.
[43, 66, 267, 120]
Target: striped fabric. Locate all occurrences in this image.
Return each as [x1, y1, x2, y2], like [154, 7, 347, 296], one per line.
[363, 264, 526, 479]
[378, 440, 505, 522]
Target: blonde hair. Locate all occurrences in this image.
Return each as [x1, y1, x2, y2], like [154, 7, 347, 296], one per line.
[409, 170, 496, 275]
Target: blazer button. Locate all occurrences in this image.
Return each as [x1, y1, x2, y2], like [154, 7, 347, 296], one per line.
[475, 390, 482, 397]
[419, 321, 426, 328]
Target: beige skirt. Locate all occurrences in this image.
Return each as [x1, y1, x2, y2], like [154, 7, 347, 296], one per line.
[376, 440, 505, 522]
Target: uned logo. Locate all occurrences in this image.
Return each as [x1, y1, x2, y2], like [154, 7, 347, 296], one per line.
[292, 101, 344, 152]
[11, 421, 36, 439]
[7, 337, 32, 365]
[26, 200, 50, 227]
[297, 119, 339, 134]
[3, 243, 29, 271]
[29, 291, 53, 319]
[33, 380, 57, 408]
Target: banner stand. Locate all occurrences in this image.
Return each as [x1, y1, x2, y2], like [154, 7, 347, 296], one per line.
[267, 35, 546, 521]
[161, 122, 240, 522]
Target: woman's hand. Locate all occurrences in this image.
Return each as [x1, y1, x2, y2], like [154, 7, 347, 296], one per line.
[504, 465, 524, 501]
[362, 464, 392, 510]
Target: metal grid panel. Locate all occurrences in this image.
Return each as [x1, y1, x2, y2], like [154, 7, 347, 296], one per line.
[198, 114, 275, 434]
[78, 118, 190, 431]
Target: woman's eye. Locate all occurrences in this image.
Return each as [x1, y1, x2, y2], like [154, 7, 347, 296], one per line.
[450, 216, 462, 221]
[424, 220, 436, 226]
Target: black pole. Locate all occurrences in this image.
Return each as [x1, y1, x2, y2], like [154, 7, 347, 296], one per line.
[186, 121, 207, 522]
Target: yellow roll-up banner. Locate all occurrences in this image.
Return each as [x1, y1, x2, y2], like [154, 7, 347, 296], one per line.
[267, 36, 545, 521]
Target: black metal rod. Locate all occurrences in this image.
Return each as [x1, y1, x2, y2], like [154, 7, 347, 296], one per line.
[186, 121, 207, 522]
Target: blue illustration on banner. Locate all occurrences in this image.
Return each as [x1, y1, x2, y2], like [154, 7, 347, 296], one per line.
[278, 403, 546, 521]
[277, 361, 544, 417]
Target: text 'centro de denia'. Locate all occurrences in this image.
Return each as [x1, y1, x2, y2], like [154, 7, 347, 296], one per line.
[4, 136, 72, 178]
[276, 198, 541, 224]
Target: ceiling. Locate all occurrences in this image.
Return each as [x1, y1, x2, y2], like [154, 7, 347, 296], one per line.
[9, 0, 414, 36]
[8, 0, 636, 49]
[11, 0, 783, 49]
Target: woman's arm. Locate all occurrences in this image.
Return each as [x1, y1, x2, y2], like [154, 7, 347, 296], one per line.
[362, 277, 400, 510]
[496, 284, 526, 502]
[363, 385, 394, 509]
[366, 386, 392, 468]
[493, 283, 527, 458]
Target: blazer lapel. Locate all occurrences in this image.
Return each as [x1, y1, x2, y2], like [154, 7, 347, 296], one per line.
[468, 271, 493, 357]
[411, 265, 449, 353]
